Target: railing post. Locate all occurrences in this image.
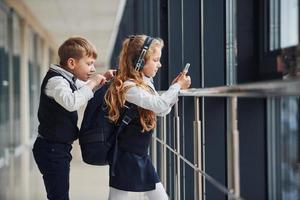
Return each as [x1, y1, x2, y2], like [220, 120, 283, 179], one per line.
[228, 97, 240, 198]
[159, 116, 167, 187]
[173, 102, 181, 200]
[151, 128, 157, 170]
[194, 97, 202, 200]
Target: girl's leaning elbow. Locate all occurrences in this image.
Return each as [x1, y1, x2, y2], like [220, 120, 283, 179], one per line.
[155, 103, 170, 113]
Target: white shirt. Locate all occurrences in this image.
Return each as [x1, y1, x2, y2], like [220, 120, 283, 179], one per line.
[44, 64, 94, 112]
[124, 77, 181, 116]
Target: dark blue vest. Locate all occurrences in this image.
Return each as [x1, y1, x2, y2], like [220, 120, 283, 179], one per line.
[110, 106, 159, 191]
[118, 106, 153, 156]
[38, 70, 79, 143]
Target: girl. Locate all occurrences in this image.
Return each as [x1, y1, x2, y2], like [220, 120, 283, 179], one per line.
[105, 35, 191, 200]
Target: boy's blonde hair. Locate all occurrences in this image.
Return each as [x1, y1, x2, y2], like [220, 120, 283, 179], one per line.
[58, 37, 97, 67]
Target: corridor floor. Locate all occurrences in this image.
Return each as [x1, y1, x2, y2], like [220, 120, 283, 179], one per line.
[29, 141, 147, 200]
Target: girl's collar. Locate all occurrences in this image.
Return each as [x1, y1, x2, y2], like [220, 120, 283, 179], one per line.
[143, 75, 153, 83]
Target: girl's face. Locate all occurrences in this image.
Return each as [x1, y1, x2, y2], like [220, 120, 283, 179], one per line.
[142, 47, 162, 78]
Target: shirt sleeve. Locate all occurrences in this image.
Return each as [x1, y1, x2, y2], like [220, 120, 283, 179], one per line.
[45, 76, 94, 112]
[156, 107, 172, 116]
[76, 79, 87, 88]
[125, 82, 181, 115]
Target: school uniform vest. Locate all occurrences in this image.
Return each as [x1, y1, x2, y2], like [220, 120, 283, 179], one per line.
[38, 70, 79, 143]
[118, 104, 152, 156]
[110, 104, 160, 191]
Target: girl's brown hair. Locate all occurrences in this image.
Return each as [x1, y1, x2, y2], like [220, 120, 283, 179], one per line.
[104, 35, 164, 132]
[58, 36, 97, 67]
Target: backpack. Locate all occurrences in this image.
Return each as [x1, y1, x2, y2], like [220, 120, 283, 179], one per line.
[78, 83, 135, 166]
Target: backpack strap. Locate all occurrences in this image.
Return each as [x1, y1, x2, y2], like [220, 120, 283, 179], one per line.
[110, 102, 137, 176]
[78, 128, 106, 143]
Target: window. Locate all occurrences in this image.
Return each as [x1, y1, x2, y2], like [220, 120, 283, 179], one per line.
[280, 0, 299, 48]
[28, 28, 40, 138]
[269, 0, 299, 50]
[280, 98, 300, 199]
[12, 12, 21, 146]
[226, 0, 237, 84]
[0, 5, 9, 159]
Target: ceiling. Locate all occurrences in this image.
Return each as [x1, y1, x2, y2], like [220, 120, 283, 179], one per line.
[22, 0, 123, 68]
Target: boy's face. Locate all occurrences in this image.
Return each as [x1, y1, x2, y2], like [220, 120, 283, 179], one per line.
[142, 47, 162, 78]
[68, 55, 96, 81]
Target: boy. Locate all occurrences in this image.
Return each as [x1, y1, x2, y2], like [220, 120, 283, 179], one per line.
[32, 37, 114, 200]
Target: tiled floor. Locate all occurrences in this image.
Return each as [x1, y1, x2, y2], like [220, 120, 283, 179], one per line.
[0, 107, 148, 200]
[17, 140, 110, 200]
[1, 141, 147, 200]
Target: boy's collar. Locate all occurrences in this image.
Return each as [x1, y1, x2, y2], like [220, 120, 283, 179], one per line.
[50, 64, 76, 83]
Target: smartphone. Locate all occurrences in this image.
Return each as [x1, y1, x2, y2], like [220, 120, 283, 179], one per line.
[182, 63, 190, 73]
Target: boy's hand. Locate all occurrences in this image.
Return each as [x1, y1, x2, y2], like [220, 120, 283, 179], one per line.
[87, 74, 107, 90]
[102, 70, 116, 81]
[92, 74, 107, 85]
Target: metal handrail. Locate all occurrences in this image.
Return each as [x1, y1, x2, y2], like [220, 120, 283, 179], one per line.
[152, 78, 300, 200]
[179, 79, 300, 97]
[153, 137, 243, 200]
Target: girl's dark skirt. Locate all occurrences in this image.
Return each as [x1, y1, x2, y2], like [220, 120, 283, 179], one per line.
[109, 148, 160, 192]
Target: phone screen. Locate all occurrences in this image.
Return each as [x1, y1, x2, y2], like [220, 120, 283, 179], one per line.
[183, 63, 190, 73]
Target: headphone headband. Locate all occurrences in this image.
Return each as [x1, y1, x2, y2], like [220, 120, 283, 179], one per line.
[134, 36, 153, 71]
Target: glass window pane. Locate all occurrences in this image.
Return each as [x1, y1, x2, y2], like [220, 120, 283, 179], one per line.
[0, 9, 9, 158]
[280, 0, 299, 48]
[226, 0, 237, 85]
[280, 97, 300, 199]
[28, 29, 39, 139]
[270, 0, 280, 50]
[12, 13, 21, 146]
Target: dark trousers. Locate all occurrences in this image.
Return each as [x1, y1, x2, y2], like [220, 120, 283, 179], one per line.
[33, 137, 72, 200]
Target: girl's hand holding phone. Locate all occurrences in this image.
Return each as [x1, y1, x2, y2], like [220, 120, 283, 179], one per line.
[171, 63, 191, 89]
[177, 74, 191, 89]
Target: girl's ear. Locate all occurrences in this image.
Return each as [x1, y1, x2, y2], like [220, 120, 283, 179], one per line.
[67, 58, 76, 70]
